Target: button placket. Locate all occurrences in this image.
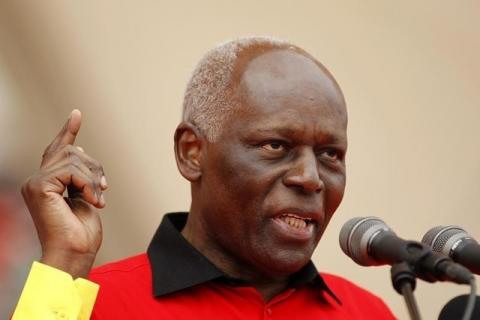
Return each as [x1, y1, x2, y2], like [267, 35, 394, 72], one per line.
[265, 306, 273, 317]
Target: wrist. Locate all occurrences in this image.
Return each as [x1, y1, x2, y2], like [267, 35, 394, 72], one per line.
[40, 249, 97, 279]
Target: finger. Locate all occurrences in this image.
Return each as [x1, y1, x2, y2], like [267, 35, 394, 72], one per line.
[57, 165, 105, 209]
[44, 157, 105, 208]
[65, 197, 102, 224]
[58, 157, 105, 208]
[41, 145, 107, 191]
[42, 109, 82, 164]
[70, 147, 107, 190]
[28, 161, 102, 208]
[67, 186, 105, 209]
[73, 146, 107, 190]
[68, 161, 105, 208]
[99, 175, 108, 190]
[38, 145, 107, 204]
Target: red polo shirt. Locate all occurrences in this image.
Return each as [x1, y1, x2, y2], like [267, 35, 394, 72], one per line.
[89, 213, 396, 319]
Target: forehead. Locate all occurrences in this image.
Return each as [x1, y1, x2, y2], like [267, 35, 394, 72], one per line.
[230, 49, 347, 138]
[238, 49, 345, 113]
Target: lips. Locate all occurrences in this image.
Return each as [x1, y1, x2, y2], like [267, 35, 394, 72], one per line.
[273, 208, 322, 224]
[270, 209, 322, 242]
[276, 213, 312, 228]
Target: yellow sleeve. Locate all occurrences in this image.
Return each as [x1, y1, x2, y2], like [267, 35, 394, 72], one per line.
[12, 261, 99, 320]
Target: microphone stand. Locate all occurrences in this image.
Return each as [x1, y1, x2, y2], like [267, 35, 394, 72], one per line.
[391, 262, 422, 320]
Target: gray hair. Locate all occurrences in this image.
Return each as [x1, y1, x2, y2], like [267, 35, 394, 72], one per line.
[182, 36, 299, 141]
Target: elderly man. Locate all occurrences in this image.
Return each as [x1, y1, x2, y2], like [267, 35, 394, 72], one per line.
[14, 37, 395, 319]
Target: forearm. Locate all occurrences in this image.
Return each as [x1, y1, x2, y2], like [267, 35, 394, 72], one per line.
[41, 249, 97, 279]
[12, 261, 99, 320]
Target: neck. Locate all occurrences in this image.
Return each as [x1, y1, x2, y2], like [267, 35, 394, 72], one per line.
[181, 212, 290, 301]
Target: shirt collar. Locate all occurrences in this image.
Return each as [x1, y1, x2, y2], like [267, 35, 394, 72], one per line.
[147, 212, 341, 305]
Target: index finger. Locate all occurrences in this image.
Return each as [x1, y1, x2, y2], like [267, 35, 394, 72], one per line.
[43, 109, 82, 160]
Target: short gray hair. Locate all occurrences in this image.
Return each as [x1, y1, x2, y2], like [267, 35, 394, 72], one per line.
[182, 36, 299, 141]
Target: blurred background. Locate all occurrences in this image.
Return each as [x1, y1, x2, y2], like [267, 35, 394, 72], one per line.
[0, 1, 479, 318]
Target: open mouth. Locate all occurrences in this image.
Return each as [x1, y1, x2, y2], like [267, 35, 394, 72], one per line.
[274, 213, 314, 229]
[271, 213, 317, 241]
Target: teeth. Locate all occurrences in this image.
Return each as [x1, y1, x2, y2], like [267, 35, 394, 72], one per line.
[280, 215, 308, 228]
[284, 213, 312, 222]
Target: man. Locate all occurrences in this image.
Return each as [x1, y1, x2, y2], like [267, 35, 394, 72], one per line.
[14, 37, 396, 319]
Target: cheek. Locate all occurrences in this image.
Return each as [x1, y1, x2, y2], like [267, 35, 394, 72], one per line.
[203, 150, 264, 224]
[323, 171, 346, 216]
[212, 147, 280, 204]
[202, 150, 283, 255]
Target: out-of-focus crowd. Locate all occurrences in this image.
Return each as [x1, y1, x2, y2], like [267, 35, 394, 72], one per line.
[0, 176, 39, 317]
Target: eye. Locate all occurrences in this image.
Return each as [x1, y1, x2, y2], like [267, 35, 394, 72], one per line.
[319, 148, 342, 161]
[261, 141, 288, 154]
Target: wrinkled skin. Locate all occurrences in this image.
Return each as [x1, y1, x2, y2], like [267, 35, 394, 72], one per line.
[178, 48, 348, 300]
[22, 44, 347, 302]
[22, 110, 107, 278]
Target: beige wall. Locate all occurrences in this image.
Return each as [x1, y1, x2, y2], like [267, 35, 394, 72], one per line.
[1, 1, 479, 318]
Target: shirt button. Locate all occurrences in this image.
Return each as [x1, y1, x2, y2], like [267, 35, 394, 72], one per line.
[266, 308, 273, 316]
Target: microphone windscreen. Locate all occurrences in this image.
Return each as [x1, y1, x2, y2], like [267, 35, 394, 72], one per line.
[422, 226, 469, 256]
[339, 216, 389, 266]
[438, 295, 480, 320]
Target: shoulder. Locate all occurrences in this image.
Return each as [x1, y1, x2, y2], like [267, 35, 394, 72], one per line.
[88, 254, 153, 318]
[89, 253, 151, 286]
[321, 272, 378, 295]
[320, 272, 396, 319]
[320, 272, 384, 301]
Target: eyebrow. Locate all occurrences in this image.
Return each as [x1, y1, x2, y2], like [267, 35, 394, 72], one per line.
[250, 126, 347, 145]
[254, 127, 300, 137]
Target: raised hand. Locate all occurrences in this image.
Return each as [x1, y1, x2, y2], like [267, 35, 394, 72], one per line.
[21, 110, 107, 278]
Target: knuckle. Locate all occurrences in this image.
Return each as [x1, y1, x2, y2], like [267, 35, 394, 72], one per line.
[86, 158, 103, 175]
[42, 146, 55, 160]
[92, 160, 103, 174]
[66, 148, 82, 165]
[86, 182, 98, 198]
[43, 139, 62, 157]
[67, 162, 81, 174]
[63, 144, 75, 157]
[21, 175, 39, 196]
[91, 181, 98, 193]
[41, 149, 50, 159]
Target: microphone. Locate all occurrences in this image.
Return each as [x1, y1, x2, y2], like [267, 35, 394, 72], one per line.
[339, 217, 473, 284]
[422, 226, 480, 275]
[438, 295, 480, 320]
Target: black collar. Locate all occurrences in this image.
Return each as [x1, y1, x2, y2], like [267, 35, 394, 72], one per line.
[147, 212, 341, 304]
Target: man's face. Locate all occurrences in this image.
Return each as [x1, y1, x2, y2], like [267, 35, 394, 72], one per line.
[199, 49, 347, 277]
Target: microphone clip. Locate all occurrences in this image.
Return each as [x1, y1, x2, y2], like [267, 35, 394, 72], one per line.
[391, 262, 422, 320]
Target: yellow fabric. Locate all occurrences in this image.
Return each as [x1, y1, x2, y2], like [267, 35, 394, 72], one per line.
[12, 261, 99, 320]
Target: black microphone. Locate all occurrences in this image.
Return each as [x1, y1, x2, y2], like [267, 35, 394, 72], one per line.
[438, 295, 480, 320]
[339, 217, 473, 284]
[422, 226, 480, 275]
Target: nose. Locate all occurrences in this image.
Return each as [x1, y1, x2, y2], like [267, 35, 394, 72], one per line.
[282, 148, 323, 193]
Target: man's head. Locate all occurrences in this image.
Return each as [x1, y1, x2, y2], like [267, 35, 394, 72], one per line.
[176, 37, 347, 279]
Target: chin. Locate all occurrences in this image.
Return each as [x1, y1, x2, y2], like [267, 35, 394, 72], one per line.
[256, 249, 312, 275]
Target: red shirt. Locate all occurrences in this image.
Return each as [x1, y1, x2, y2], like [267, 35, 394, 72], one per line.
[89, 213, 396, 319]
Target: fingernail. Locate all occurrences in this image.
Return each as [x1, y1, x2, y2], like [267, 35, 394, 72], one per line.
[100, 176, 108, 188]
[68, 109, 80, 121]
[77, 146, 84, 152]
[99, 193, 105, 206]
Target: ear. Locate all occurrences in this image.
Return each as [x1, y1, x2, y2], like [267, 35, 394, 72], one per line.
[174, 122, 204, 182]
